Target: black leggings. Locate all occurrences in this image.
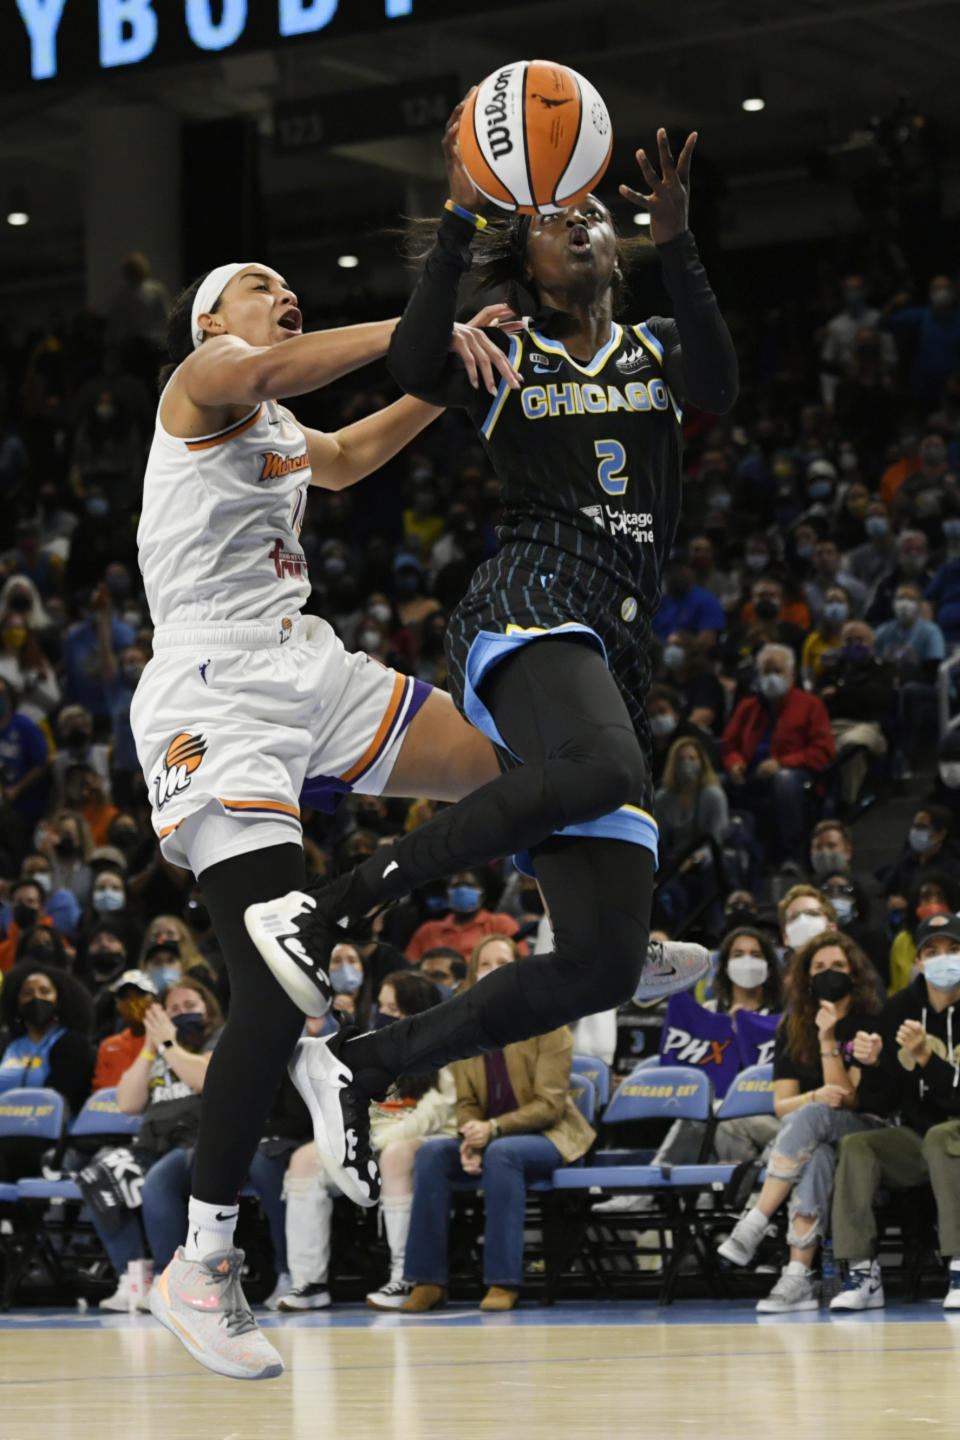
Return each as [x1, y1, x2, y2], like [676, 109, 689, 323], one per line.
[191, 843, 306, 1205]
[341, 638, 655, 1093]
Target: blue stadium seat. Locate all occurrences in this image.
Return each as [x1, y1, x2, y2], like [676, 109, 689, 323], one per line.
[571, 1054, 611, 1107]
[0, 1089, 68, 1310]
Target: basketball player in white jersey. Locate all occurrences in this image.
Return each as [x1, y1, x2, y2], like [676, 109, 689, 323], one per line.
[134, 260, 520, 1379]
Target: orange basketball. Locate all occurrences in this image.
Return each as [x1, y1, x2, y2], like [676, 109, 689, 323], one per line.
[458, 59, 612, 215]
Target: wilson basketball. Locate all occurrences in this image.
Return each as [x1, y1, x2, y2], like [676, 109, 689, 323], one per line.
[458, 60, 612, 216]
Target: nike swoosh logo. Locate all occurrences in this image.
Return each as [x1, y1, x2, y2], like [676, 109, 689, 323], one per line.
[383, 860, 399, 877]
[215, 1210, 238, 1222]
[176, 1288, 219, 1310]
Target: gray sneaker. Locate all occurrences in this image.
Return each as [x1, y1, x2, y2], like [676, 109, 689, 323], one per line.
[150, 1247, 283, 1381]
[634, 941, 710, 1002]
[756, 1265, 819, 1313]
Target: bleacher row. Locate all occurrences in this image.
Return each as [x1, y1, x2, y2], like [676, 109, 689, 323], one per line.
[0, 1058, 938, 1308]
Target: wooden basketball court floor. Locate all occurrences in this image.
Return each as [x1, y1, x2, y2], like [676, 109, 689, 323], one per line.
[1, 1301, 956, 1440]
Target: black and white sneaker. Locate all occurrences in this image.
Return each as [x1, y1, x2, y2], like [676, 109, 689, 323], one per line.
[633, 941, 710, 1002]
[244, 889, 341, 1015]
[366, 1278, 414, 1311]
[287, 1027, 380, 1209]
[277, 1283, 331, 1312]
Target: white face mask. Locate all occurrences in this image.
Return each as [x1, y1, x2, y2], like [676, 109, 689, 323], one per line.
[939, 762, 960, 790]
[727, 954, 769, 990]
[785, 911, 829, 950]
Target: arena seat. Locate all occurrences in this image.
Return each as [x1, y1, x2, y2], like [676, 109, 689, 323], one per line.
[571, 1054, 611, 1107]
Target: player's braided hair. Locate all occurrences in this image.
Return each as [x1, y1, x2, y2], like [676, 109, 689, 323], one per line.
[157, 273, 225, 390]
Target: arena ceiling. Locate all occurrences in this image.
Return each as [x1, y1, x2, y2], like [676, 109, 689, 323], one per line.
[1, 0, 958, 302]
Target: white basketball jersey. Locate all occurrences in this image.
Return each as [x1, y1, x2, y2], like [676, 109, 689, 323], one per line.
[139, 385, 312, 627]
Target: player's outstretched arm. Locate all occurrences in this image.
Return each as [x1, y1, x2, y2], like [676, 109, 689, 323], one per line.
[621, 128, 738, 416]
[183, 319, 401, 408]
[302, 304, 511, 490]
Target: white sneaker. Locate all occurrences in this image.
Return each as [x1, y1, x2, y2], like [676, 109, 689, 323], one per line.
[366, 1278, 414, 1311]
[150, 1246, 283, 1381]
[717, 1212, 767, 1267]
[634, 941, 711, 1002]
[830, 1259, 884, 1312]
[756, 1264, 819, 1312]
[99, 1272, 131, 1311]
[592, 1193, 656, 1215]
[277, 1282, 332, 1312]
[263, 1271, 293, 1311]
[944, 1269, 960, 1309]
[288, 1034, 380, 1208]
[244, 890, 335, 1015]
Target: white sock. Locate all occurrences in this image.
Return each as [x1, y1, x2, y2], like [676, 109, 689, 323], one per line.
[183, 1196, 239, 1261]
[786, 1259, 811, 1275]
[741, 1206, 769, 1234]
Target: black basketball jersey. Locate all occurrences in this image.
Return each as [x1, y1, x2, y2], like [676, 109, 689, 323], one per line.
[470, 316, 684, 610]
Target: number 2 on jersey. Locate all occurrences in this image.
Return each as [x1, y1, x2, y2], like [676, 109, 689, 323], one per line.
[594, 439, 628, 496]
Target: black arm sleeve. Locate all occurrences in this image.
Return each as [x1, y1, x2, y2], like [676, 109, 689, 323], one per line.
[387, 210, 502, 411]
[48, 1031, 95, 1116]
[654, 231, 739, 415]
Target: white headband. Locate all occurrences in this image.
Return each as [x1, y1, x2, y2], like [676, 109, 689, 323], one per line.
[191, 262, 254, 349]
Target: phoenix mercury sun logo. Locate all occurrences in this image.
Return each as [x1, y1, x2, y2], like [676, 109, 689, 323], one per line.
[154, 732, 207, 810]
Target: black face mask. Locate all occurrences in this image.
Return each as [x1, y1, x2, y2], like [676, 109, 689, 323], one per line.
[20, 997, 57, 1029]
[111, 828, 139, 853]
[754, 597, 780, 621]
[55, 836, 79, 859]
[91, 952, 126, 981]
[811, 969, 853, 1002]
[13, 903, 39, 930]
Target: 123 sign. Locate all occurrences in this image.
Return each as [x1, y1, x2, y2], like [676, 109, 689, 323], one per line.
[275, 76, 458, 152]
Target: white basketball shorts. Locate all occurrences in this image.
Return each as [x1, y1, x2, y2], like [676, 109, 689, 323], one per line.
[131, 614, 430, 874]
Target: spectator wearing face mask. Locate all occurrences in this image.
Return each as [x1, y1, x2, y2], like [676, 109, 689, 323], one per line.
[62, 765, 118, 847]
[18, 851, 82, 940]
[79, 852, 138, 951]
[925, 514, 960, 645]
[92, 968, 157, 1088]
[41, 809, 94, 904]
[327, 942, 374, 1030]
[845, 500, 896, 591]
[138, 915, 216, 996]
[804, 540, 868, 625]
[924, 732, 960, 830]
[800, 584, 850, 684]
[87, 579, 147, 806]
[819, 275, 896, 407]
[816, 620, 894, 804]
[865, 529, 932, 626]
[0, 590, 60, 726]
[659, 631, 725, 734]
[654, 736, 728, 930]
[832, 913, 960, 1312]
[596, 927, 785, 1217]
[49, 704, 111, 809]
[718, 932, 886, 1312]
[723, 646, 835, 864]
[418, 947, 467, 999]
[725, 574, 807, 674]
[808, 820, 882, 926]
[883, 276, 960, 405]
[886, 873, 960, 997]
[0, 875, 55, 974]
[0, 675, 50, 836]
[0, 961, 94, 1131]
[391, 553, 441, 631]
[893, 433, 957, 544]
[405, 870, 526, 964]
[875, 580, 946, 771]
[654, 560, 726, 655]
[817, 872, 889, 991]
[799, 458, 839, 526]
[882, 806, 960, 915]
[647, 685, 721, 787]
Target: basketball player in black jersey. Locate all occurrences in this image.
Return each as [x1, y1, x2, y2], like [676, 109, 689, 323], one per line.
[246, 107, 738, 1208]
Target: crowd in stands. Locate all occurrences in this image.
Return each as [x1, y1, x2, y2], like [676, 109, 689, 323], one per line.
[3, 235, 960, 1314]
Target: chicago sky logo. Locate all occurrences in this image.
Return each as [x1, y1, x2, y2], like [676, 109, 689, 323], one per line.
[615, 345, 651, 375]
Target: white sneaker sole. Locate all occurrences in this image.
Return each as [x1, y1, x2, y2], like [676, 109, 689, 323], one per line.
[288, 1038, 377, 1209]
[830, 1293, 885, 1312]
[244, 893, 331, 1015]
[278, 1294, 331, 1312]
[148, 1281, 283, 1380]
[366, 1293, 412, 1311]
[717, 1238, 757, 1268]
[756, 1297, 819, 1313]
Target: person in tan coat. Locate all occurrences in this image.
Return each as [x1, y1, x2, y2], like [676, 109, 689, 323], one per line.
[400, 934, 595, 1313]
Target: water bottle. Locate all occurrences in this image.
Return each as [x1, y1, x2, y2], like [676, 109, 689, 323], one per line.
[821, 1238, 840, 1302]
